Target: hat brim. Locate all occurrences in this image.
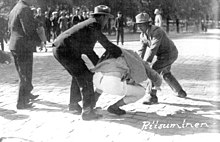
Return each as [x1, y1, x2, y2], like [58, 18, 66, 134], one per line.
[91, 12, 113, 18]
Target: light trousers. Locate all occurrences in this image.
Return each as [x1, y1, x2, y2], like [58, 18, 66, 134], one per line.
[93, 72, 145, 104]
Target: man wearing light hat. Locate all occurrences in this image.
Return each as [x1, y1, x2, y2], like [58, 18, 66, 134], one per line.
[53, 5, 122, 120]
[135, 12, 187, 105]
[154, 9, 162, 27]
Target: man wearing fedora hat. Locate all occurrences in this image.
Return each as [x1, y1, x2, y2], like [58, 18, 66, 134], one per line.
[53, 5, 122, 120]
[135, 12, 187, 105]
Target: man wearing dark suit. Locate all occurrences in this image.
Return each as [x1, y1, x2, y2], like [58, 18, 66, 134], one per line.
[8, 0, 41, 109]
[115, 11, 126, 45]
[53, 5, 122, 120]
[51, 11, 59, 41]
[44, 11, 52, 42]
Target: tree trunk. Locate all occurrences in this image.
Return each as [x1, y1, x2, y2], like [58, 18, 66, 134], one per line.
[185, 20, 188, 32]
[176, 18, 180, 33]
[166, 17, 170, 33]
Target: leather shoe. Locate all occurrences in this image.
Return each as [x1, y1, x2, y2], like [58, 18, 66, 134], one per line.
[177, 89, 187, 98]
[69, 103, 82, 114]
[143, 95, 158, 105]
[107, 105, 126, 115]
[82, 109, 102, 120]
[28, 94, 39, 100]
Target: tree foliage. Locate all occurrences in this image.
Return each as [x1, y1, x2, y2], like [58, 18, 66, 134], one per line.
[0, 0, 219, 21]
[137, 0, 217, 21]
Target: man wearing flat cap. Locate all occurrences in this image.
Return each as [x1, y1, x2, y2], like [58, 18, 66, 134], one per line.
[53, 5, 122, 120]
[135, 12, 187, 105]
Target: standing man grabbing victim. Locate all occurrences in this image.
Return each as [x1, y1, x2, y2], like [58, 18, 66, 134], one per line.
[135, 12, 187, 105]
[8, 0, 42, 109]
[52, 5, 122, 120]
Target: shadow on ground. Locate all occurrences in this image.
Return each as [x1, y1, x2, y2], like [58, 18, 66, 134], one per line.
[0, 137, 34, 142]
[99, 98, 220, 136]
[0, 108, 29, 120]
[11, 97, 219, 136]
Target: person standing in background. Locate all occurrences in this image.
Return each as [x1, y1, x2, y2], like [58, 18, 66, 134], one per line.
[58, 11, 68, 33]
[71, 8, 83, 26]
[44, 11, 52, 43]
[115, 11, 126, 45]
[35, 7, 47, 52]
[154, 9, 162, 27]
[82, 11, 89, 21]
[8, 0, 42, 109]
[51, 11, 59, 41]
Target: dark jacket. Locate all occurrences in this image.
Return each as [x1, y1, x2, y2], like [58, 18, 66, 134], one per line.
[71, 15, 84, 26]
[115, 17, 126, 31]
[53, 18, 122, 60]
[45, 16, 52, 30]
[8, 0, 41, 52]
[51, 16, 59, 31]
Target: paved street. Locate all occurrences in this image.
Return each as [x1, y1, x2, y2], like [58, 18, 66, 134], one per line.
[0, 29, 220, 142]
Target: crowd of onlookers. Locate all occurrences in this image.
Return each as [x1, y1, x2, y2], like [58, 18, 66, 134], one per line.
[0, 4, 128, 52]
[31, 6, 92, 43]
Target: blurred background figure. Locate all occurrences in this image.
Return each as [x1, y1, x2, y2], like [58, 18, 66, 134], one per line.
[8, 0, 42, 109]
[115, 11, 126, 45]
[44, 11, 52, 43]
[82, 11, 88, 21]
[154, 9, 162, 27]
[0, 15, 9, 51]
[31, 7, 37, 17]
[71, 8, 83, 26]
[35, 7, 47, 52]
[58, 11, 68, 33]
[51, 11, 59, 41]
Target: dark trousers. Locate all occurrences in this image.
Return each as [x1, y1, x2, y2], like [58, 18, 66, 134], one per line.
[53, 47, 99, 109]
[11, 50, 33, 104]
[152, 55, 183, 94]
[52, 27, 60, 41]
[45, 28, 51, 42]
[116, 29, 124, 45]
[0, 37, 4, 51]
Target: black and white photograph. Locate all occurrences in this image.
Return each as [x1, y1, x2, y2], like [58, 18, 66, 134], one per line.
[0, 0, 220, 141]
